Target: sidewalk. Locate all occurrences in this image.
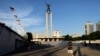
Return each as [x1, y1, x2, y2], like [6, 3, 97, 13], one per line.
[48, 46, 77, 56]
[75, 44, 100, 56]
[6, 43, 100, 56]
[80, 46, 100, 56]
[6, 44, 51, 56]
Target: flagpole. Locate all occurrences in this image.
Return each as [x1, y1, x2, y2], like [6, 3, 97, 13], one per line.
[10, 7, 27, 37]
[10, 7, 16, 31]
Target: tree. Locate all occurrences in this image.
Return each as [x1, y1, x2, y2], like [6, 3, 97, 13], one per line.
[81, 35, 87, 40]
[27, 32, 33, 44]
[64, 34, 72, 41]
[84, 31, 100, 44]
[27, 32, 33, 51]
[89, 31, 100, 40]
[72, 37, 81, 41]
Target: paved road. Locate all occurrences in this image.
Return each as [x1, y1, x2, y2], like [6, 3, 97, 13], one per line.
[8, 46, 77, 56]
[74, 44, 100, 56]
[78, 46, 100, 56]
[7, 45, 100, 56]
[8, 47, 67, 56]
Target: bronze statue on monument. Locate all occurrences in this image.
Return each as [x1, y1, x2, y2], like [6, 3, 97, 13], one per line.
[46, 3, 51, 12]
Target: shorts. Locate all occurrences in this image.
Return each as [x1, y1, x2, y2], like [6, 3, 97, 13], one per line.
[68, 50, 73, 54]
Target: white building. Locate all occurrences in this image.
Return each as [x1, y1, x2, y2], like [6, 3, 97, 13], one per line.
[53, 30, 61, 37]
[84, 21, 94, 35]
[32, 33, 46, 41]
[32, 33, 46, 38]
[96, 21, 100, 31]
[71, 34, 80, 38]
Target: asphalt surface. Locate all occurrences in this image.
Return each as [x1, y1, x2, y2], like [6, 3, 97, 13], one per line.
[8, 46, 66, 56]
[7, 44, 100, 56]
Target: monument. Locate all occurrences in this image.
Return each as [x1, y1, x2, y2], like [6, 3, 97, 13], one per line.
[46, 3, 53, 38]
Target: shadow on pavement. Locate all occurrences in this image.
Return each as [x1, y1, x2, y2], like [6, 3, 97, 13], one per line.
[73, 50, 77, 56]
[88, 43, 100, 51]
[42, 47, 66, 56]
[77, 46, 82, 56]
[74, 46, 87, 56]
[6, 44, 52, 56]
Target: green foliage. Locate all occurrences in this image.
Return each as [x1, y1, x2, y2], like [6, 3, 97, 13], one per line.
[63, 31, 100, 41]
[27, 32, 33, 43]
[64, 34, 72, 41]
[88, 31, 100, 40]
[72, 37, 81, 41]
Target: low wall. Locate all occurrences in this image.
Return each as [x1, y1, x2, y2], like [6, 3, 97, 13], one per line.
[0, 23, 26, 55]
[73, 40, 100, 43]
[41, 40, 100, 47]
[41, 41, 68, 47]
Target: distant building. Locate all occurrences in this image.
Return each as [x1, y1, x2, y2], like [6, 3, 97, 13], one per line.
[71, 34, 80, 38]
[96, 21, 100, 31]
[32, 33, 46, 38]
[84, 21, 94, 35]
[32, 33, 46, 41]
[53, 30, 61, 37]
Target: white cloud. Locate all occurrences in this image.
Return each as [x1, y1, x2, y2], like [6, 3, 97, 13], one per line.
[26, 26, 45, 33]
[0, 12, 11, 19]
[0, 1, 46, 34]
[0, 6, 44, 33]
[14, 6, 33, 18]
[0, 5, 33, 18]
[2, 19, 13, 27]
[21, 17, 43, 27]
[0, 12, 13, 27]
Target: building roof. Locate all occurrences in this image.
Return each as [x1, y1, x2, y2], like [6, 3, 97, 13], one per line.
[0, 23, 27, 41]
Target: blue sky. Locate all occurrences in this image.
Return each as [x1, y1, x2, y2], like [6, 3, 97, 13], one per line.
[0, 0, 100, 35]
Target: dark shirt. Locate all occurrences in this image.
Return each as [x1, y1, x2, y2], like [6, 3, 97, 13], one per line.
[67, 41, 73, 50]
[68, 46, 72, 50]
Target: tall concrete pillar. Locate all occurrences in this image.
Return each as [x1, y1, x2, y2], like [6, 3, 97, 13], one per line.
[46, 12, 48, 37]
[45, 4, 53, 38]
[50, 12, 52, 37]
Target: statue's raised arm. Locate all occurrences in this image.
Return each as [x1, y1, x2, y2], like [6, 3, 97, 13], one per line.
[46, 3, 51, 12]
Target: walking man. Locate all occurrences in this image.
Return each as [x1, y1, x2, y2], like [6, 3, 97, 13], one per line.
[67, 41, 73, 56]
